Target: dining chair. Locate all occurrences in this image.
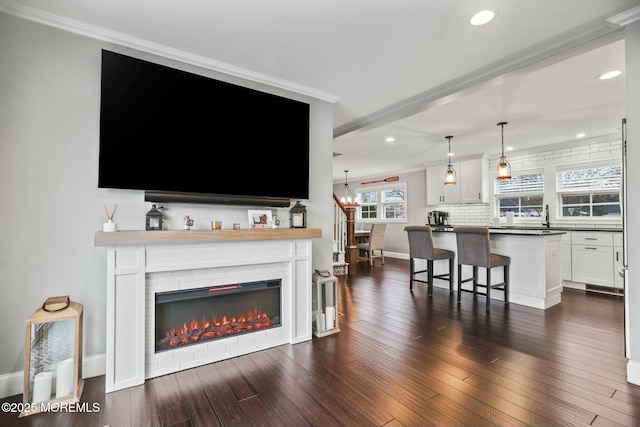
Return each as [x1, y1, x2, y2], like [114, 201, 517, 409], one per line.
[453, 226, 510, 309]
[357, 223, 386, 266]
[404, 225, 455, 296]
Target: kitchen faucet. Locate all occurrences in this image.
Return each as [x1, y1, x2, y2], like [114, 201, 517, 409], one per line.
[542, 204, 550, 228]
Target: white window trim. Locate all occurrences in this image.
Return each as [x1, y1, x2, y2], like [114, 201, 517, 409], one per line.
[556, 161, 622, 221]
[493, 168, 545, 219]
[356, 181, 408, 223]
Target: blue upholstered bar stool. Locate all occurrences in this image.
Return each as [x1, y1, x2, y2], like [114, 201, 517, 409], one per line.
[453, 226, 510, 309]
[404, 225, 455, 296]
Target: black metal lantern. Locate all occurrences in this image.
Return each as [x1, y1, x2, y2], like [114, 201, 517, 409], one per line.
[145, 204, 163, 230]
[289, 201, 307, 228]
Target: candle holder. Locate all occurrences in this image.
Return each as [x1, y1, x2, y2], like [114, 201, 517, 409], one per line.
[289, 201, 307, 228]
[20, 300, 84, 417]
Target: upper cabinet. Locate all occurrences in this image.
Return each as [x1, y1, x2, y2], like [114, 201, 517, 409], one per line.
[426, 163, 460, 204]
[426, 156, 488, 205]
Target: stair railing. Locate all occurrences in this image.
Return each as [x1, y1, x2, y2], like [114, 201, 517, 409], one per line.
[333, 193, 358, 273]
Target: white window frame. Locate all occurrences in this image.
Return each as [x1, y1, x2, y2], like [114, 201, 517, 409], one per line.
[494, 169, 545, 218]
[356, 182, 408, 223]
[556, 161, 621, 219]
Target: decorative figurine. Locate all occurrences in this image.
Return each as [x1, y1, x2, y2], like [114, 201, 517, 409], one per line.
[184, 215, 194, 230]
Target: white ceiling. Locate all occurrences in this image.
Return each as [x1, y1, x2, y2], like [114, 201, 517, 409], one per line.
[2, 0, 639, 181]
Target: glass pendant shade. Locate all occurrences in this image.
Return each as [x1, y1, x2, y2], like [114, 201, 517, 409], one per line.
[340, 170, 357, 205]
[445, 165, 457, 185]
[444, 135, 456, 185]
[496, 122, 512, 181]
[496, 156, 511, 180]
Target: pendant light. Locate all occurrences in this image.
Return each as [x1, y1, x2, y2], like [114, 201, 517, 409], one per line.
[339, 170, 358, 206]
[496, 122, 512, 181]
[444, 135, 456, 185]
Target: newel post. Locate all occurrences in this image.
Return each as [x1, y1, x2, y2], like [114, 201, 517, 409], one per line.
[344, 206, 358, 274]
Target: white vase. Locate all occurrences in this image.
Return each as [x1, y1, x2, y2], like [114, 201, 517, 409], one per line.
[103, 220, 117, 232]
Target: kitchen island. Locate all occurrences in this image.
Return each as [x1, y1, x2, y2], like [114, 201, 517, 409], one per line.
[428, 227, 566, 309]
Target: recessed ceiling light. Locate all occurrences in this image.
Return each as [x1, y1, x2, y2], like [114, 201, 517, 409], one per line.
[447, 152, 455, 157]
[506, 146, 514, 151]
[598, 70, 622, 80]
[576, 132, 586, 138]
[385, 137, 395, 143]
[470, 10, 495, 26]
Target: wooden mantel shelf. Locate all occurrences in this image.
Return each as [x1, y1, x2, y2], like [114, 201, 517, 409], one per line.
[95, 228, 322, 246]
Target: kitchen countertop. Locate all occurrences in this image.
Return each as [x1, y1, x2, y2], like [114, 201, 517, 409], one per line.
[430, 226, 566, 236]
[428, 224, 621, 234]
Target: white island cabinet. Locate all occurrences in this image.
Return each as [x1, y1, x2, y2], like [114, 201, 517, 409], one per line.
[428, 229, 565, 309]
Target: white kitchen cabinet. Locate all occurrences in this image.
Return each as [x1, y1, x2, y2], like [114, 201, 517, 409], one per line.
[426, 156, 487, 205]
[426, 163, 460, 205]
[560, 232, 572, 281]
[460, 157, 488, 203]
[571, 232, 614, 287]
[613, 233, 624, 290]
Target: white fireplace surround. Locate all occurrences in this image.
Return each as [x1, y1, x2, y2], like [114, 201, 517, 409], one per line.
[95, 229, 321, 393]
[146, 262, 289, 381]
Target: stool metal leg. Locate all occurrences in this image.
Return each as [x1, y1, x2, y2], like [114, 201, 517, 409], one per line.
[504, 264, 510, 304]
[472, 266, 478, 295]
[457, 264, 462, 303]
[448, 258, 454, 292]
[427, 260, 434, 296]
[409, 258, 414, 290]
[486, 268, 491, 310]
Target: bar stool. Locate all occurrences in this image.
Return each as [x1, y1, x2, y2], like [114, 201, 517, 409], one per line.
[404, 225, 455, 296]
[453, 226, 510, 309]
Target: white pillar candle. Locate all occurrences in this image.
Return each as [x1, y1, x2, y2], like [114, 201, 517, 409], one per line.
[325, 306, 335, 330]
[32, 371, 52, 404]
[55, 358, 74, 398]
[506, 211, 515, 226]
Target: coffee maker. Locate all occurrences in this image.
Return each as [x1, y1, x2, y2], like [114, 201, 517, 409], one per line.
[428, 210, 449, 226]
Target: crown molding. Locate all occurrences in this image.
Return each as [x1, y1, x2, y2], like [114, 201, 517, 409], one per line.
[607, 5, 640, 27]
[0, 1, 339, 104]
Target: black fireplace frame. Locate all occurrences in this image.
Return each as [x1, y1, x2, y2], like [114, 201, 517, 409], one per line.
[154, 279, 282, 352]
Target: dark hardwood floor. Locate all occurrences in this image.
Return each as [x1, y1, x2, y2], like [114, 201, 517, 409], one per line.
[3, 258, 639, 427]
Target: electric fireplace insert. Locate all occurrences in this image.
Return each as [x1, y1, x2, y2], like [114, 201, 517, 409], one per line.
[155, 279, 282, 352]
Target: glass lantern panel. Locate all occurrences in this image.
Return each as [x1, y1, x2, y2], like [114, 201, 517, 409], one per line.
[29, 319, 75, 403]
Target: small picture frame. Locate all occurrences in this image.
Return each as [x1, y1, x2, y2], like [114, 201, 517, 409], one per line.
[248, 210, 273, 229]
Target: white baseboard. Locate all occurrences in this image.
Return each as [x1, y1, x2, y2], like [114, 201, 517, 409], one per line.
[0, 353, 106, 399]
[628, 359, 640, 386]
[384, 251, 409, 260]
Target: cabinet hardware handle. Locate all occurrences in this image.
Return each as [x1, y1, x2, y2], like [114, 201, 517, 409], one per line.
[616, 252, 619, 261]
[585, 238, 598, 240]
[585, 247, 597, 250]
[478, 192, 481, 200]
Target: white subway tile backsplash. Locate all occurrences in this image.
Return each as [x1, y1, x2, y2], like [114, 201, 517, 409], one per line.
[445, 135, 622, 227]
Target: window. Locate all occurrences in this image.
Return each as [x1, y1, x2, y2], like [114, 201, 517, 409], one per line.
[356, 182, 407, 222]
[494, 172, 544, 217]
[557, 165, 621, 217]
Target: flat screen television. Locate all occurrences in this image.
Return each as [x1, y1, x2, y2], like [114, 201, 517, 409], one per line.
[98, 50, 310, 206]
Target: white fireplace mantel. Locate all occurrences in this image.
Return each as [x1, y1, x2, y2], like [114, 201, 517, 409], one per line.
[95, 228, 321, 393]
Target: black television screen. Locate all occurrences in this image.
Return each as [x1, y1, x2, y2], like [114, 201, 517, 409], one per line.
[98, 50, 310, 203]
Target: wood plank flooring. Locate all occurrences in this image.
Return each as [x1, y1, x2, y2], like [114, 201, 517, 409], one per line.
[2, 258, 638, 427]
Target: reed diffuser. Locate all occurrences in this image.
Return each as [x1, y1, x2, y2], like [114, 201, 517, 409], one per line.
[103, 203, 118, 232]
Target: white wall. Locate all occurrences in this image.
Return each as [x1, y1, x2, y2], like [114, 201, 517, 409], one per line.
[624, 19, 640, 385]
[0, 12, 334, 396]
